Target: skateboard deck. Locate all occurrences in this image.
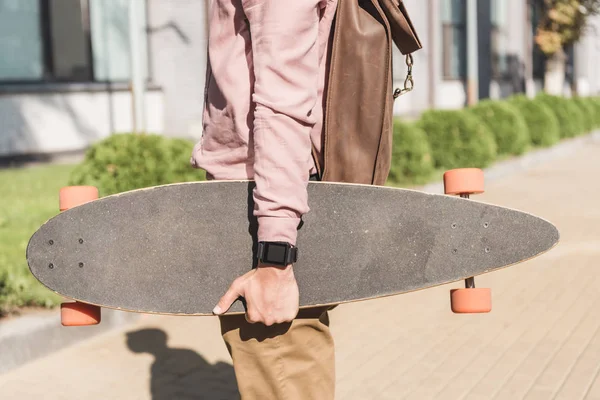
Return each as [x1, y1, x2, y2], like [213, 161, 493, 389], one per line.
[27, 180, 559, 315]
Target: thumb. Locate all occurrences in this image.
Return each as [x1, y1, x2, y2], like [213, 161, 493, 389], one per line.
[213, 279, 244, 315]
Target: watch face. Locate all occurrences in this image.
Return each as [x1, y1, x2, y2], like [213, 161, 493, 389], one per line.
[264, 242, 288, 264]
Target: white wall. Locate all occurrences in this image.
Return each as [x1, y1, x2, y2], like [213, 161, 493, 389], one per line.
[0, 89, 163, 157]
[392, 0, 434, 117]
[394, 0, 467, 113]
[575, 15, 600, 96]
[146, 0, 208, 138]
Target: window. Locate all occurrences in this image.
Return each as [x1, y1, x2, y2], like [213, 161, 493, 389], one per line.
[0, 0, 147, 83]
[47, 0, 93, 81]
[490, 0, 508, 79]
[441, 0, 467, 80]
[90, 0, 148, 82]
[0, 0, 43, 80]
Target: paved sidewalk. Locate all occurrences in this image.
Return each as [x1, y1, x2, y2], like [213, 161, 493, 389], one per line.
[1, 139, 600, 399]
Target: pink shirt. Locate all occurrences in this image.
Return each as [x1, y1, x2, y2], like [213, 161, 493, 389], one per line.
[191, 0, 338, 245]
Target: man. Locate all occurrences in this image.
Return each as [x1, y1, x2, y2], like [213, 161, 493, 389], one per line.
[191, 0, 338, 398]
[191, 0, 421, 398]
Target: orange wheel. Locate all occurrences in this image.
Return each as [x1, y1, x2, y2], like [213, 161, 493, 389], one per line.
[59, 186, 99, 211]
[443, 168, 484, 196]
[61, 302, 101, 326]
[450, 288, 491, 314]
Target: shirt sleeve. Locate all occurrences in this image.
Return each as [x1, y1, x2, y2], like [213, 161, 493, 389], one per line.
[242, 0, 323, 246]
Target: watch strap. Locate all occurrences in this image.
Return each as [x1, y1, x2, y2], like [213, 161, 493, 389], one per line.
[257, 241, 298, 266]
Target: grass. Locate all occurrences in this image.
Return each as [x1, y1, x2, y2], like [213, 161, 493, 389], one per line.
[0, 164, 76, 316]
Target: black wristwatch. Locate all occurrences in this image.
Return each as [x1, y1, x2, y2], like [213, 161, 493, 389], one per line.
[257, 241, 298, 266]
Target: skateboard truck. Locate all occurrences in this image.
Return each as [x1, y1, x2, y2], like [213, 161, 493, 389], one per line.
[464, 276, 475, 288]
[444, 169, 492, 314]
[58, 186, 102, 326]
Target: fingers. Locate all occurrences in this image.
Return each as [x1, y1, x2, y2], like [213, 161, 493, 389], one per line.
[213, 278, 244, 315]
[244, 307, 274, 325]
[245, 313, 276, 326]
[245, 310, 261, 324]
[245, 310, 297, 326]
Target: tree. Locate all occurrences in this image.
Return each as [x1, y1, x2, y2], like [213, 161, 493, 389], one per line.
[533, 0, 600, 95]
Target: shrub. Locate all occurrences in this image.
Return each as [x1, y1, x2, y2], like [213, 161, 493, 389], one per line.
[467, 100, 530, 156]
[417, 109, 497, 170]
[69, 133, 205, 196]
[563, 97, 587, 136]
[535, 93, 585, 138]
[571, 96, 595, 132]
[387, 119, 435, 184]
[589, 96, 600, 129]
[507, 95, 561, 147]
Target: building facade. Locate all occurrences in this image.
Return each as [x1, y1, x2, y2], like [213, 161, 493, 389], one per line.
[0, 0, 598, 159]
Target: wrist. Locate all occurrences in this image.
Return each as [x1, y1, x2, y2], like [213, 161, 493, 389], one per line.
[256, 263, 295, 281]
[257, 262, 293, 271]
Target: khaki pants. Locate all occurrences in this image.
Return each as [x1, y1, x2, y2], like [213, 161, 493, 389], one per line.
[219, 307, 335, 399]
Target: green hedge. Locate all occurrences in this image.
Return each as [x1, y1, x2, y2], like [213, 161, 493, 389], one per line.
[467, 100, 530, 156]
[535, 93, 585, 138]
[387, 120, 435, 185]
[589, 97, 600, 128]
[417, 109, 497, 170]
[69, 133, 205, 196]
[561, 95, 588, 136]
[572, 97, 596, 132]
[507, 95, 561, 148]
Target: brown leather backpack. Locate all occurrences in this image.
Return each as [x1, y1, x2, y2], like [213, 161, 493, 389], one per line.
[317, 0, 422, 185]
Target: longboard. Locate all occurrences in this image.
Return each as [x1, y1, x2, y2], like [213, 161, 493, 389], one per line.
[27, 179, 559, 317]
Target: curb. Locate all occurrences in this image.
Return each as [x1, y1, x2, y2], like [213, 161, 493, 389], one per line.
[418, 130, 600, 194]
[0, 308, 139, 374]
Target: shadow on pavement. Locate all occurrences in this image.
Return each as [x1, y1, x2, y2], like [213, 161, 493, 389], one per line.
[126, 328, 239, 400]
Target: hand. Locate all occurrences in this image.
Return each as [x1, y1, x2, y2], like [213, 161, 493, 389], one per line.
[213, 264, 300, 326]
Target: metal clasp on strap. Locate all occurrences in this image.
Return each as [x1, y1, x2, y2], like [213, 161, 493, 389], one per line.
[393, 54, 414, 99]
